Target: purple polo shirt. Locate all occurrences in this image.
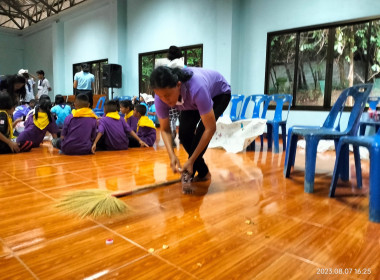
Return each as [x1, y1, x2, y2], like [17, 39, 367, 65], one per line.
[98, 116, 132, 150]
[155, 67, 231, 118]
[137, 126, 156, 147]
[17, 115, 59, 147]
[60, 115, 97, 155]
[127, 115, 138, 132]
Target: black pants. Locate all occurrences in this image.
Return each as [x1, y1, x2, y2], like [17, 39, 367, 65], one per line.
[76, 89, 93, 108]
[179, 93, 231, 178]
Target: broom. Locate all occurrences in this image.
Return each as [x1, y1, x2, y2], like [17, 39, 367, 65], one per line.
[56, 178, 181, 219]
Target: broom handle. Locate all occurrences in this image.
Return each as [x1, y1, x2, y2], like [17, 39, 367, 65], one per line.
[111, 178, 181, 198]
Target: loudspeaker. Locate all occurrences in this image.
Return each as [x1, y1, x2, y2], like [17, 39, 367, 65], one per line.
[102, 64, 122, 88]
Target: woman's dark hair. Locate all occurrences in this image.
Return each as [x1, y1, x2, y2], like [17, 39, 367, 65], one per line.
[120, 100, 134, 111]
[150, 66, 193, 89]
[35, 96, 53, 123]
[0, 92, 13, 110]
[36, 70, 45, 76]
[168, 46, 183, 61]
[0, 74, 26, 104]
[55, 94, 65, 105]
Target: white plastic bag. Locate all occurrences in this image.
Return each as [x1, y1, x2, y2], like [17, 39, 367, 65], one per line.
[209, 116, 266, 153]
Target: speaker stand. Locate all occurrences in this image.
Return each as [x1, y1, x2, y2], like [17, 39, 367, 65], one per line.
[111, 87, 114, 99]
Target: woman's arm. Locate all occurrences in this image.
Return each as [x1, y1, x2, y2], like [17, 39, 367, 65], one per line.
[159, 117, 181, 173]
[182, 109, 216, 175]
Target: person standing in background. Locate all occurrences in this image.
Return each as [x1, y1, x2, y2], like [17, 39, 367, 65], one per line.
[18, 69, 36, 102]
[73, 63, 95, 108]
[36, 70, 52, 99]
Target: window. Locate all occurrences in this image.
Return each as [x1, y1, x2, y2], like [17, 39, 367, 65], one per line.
[265, 17, 380, 110]
[73, 59, 108, 95]
[139, 44, 203, 95]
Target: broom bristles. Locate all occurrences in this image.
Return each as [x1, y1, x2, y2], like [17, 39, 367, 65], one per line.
[56, 179, 181, 219]
[56, 189, 128, 218]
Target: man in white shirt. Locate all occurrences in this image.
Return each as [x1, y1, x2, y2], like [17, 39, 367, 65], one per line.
[36, 70, 51, 99]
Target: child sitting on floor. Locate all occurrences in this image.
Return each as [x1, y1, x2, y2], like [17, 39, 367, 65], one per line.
[13, 99, 36, 120]
[17, 97, 58, 148]
[0, 92, 33, 153]
[91, 100, 148, 153]
[129, 104, 156, 147]
[120, 100, 138, 132]
[51, 94, 71, 128]
[54, 94, 97, 155]
[12, 99, 36, 136]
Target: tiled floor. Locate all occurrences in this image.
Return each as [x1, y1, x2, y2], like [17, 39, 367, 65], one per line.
[0, 136, 379, 279]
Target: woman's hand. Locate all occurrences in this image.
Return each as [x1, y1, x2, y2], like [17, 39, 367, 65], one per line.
[181, 160, 194, 176]
[170, 155, 181, 173]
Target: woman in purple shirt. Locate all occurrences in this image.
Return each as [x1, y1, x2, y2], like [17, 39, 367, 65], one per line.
[150, 66, 231, 187]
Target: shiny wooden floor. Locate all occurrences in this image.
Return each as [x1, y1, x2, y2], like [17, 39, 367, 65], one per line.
[1, 132, 379, 280]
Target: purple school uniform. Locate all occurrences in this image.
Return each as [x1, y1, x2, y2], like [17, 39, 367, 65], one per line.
[127, 115, 138, 132]
[17, 115, 59, 147]
[60, 115, 97, 155]
[13, 105, 31, 120]
[137, 126, 156, 147]
[98, 116, 132, 150]
[155, 67, 231, 118]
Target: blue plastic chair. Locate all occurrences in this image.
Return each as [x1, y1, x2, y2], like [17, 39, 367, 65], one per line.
[93, 96, 106, 117]
[284, 83, 373, 193]
[266, 94, 293, 153]
[359, 96, 380, 135]
[240, 94, 270, 149]
[119, 96, 132, 101]
[229, 94, 245, 121]
[329, 128, 380, 222]
[240, 94, 269, 120]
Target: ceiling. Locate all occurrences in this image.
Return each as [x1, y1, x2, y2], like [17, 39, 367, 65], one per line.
[0, 0, 87, 30]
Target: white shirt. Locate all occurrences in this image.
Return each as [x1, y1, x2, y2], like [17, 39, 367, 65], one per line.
[37, 78, 51, 98]
[24, 78, 35, 102]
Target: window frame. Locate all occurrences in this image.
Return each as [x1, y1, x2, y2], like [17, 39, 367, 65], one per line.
[138, 44, 203, 95]
[264, 15, 380, 111]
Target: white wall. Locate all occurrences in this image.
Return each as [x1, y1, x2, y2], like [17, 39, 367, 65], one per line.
[125, 0, 234, 96]
[0, 31, 24, 75]
[23, 26, 54, 99]
[63, 1, 118, 96]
